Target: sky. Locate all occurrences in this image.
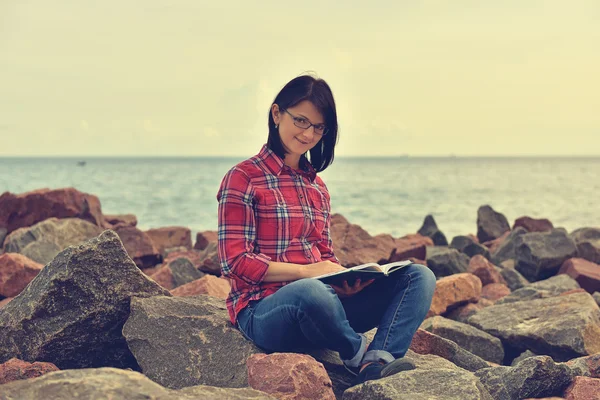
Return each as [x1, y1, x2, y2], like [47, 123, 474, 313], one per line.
[1, 0, 599, 157]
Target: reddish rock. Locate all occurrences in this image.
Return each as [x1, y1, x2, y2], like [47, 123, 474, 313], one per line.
[149, 258, 204, 290]
[0, 253, 44, 297]
[468, 255, 507, 286]
[0, 188, 105, 235]
[194, 230, 218, 251]
[468, 234, 480, 244]
[564, 376, 600, 400]
[388, 233, 431, 262]
[247, 353, 335, 400]
[481, 283, 511, 302]
[566, 353, 600, 378]
[428, 273, 482, 316]
[114, 225, 162, 269]
[560, 288, 588, 297]
[513, 216, 554, 233]
[145, 226, 193, 255]
[0, 297, 12, 309]
[171, 275, 230, 299]
[558, 258, 600, 294]
[0, 358, 59, 384]
[483, 230, 511, 254]
[104, 214, 137, 229]
[523, 398, 565, 400]
[445, 298, 494, 322]
[164, 247, 220, 276]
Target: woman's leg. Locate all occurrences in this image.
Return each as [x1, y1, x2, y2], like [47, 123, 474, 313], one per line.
[237, 278, 367, 366]
[341, 263, 436, 364]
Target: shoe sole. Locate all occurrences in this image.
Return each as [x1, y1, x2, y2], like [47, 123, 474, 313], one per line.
[381, 358, 416, 378]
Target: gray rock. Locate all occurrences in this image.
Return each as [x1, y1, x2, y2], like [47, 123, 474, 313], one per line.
[169, 257, 204, 288]
[475, 356, 572, 400]
[564, 353, 600, 378]
[418, 215, 448, 246]
[490, 227, 527, 266]
[497, 264, 530, 291]
[451, 235, 491, 260]
[477, 205, 510, 243]
[420, 316, 504, 364]
[514, 229, 578, 282]
[569, 227, 600, 264]
[594, 291, 600, 307]
[467, 292, 600, 361]
[0, 367, 276, 400]
[2, 217, 104, 265]
[0, 230, 170, 369]
[123, 295, 263, 389]
[0, 227, 7, 250]
[510, 350, 538, 366]
[426, 247, 470, 278]
[496, 274, 580, 304]
[343, 351, 493, 400]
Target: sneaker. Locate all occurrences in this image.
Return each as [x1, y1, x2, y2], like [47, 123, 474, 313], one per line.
[351, 357, 416, 386]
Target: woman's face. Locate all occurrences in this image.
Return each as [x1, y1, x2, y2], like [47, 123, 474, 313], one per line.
[272, 100, 324, 157]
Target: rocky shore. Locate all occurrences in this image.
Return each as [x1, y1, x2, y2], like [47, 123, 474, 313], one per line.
[0, 187, 599, 400]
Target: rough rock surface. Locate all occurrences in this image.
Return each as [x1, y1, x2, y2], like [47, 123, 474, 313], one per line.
[481, 283, 511, 302]
[565, 353, 600, 378]
[569, 227, 600, 264]
[145, 226, 193, 255]
[194, 230, 218, 251]
[451, 235, 491, 259]
[498, 261, 530, 291]
[429, 273, 482, 315]
[114, 225, 162, 269]
[171, 275, 230, 299]
[467, 255, 506, 285]
[0, 358, 59, 384]
[477, 205, 510, 243]
[417, 215, 448, 246]
[247, 353, 335, 400]
[0, 367, 277, 400]
[122, 295, 263, 389]
[0, 230, 170, 369]
[0, 253, 43, 297]
[490, 227, 528, 266]
[558, 258, 600, 293]
[149, 257, 204, 290]
[564, 376, 600, 400]
[513, 216, 554, 233]
[497, 274, 580, 304]
[426, 247, 470, 278]
[2, 217, 104, 265]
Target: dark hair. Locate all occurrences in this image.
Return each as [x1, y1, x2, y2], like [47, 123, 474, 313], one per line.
[267, 73, 338, 173]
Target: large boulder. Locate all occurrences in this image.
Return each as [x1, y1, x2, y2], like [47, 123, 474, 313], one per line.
[477, 205, 510, 243]
[490, 227, 527, 265]
[467, 292, 600, 361]
[467, 255, 506, 286]
[569, 227, 600, 264]
[497, 274, 580, 305]
[114, 225, 162, 269]
[0, 367, 277, 400]
[0, 188, 105, 236]
[475, 356, 573, 400]
[514, 229, 579, 282]
[513, 216, 554, 233]
[426, 247, 470, 278]
[564, 376, 600, 400]
[497, 260, 530, 291]
[558, 258, 600, 293]
[145, 226, 193, 255]
[417, 215, 448, 246]
[2, 217, 104, 265]
[122, 295, 264, 389]
[420, 316, 504, 364]
[149, 258, 204, 290]
[0, 230, 170, 369]
[171, 275, 230, 300]
[451, 235, 490, 260]
[0, 253, 44, 297]
[429, 273, 482, 315]
[194, 230, 218, 251]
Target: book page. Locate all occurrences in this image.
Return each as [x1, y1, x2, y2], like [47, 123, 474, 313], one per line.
[381, 260, 413, 274]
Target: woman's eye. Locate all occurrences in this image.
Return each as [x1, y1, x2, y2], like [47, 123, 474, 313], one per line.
[296, 118, 307, 124]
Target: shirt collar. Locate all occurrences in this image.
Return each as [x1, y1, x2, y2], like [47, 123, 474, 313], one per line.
[257, 143, 317, 182]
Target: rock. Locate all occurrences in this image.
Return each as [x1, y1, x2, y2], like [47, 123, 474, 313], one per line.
[565, 353, 600, 378]
[483, 231, 510, 255]
[145, 226, 193, 256]
[467, 255, 506, 286]
[0, 253, 44, 297]
[2, 217, 104, 265]
[0, 297, 12, 309]
[163, 248, 216, 273]
[149, 258, 204, 290]
[594, 292, 600, 306]
[114, 225, 162, 269]
[0, 358, 59, 384]
[122, 295, 263, 389]
[387, 233, 431, 262]
[429, 273, 482, 316]
[171, 275, 230, 299]
[103, 214, 137, 229]
[0, 367, 277, 400]
[247, 353, 335, 400]
[194, 241, 221, 275]
[445, 299, 494, 323]
[477, 205, 511, 243]
[467, 292, 600, 361]
[558, 258, 600, 293]
[417, 215, 448, 246]
[420, 316, 504, 364]
[475, 356, 573, 400]
[569, 227, 600, 264]
[481, 283, 511, 302]
[564, 376, 600, 400]
[0, 230, 170, 369]
[426, 247, 470, 278]
[498, 262, 530, 291]
[514, 229, 579, 282]
[513, 216, 554, 233]
[490, 227, 527, 265]
[0, 188, 105, 236]
[497, 274, 580, 304]
[451, 235, 491, 260]
[343, 351, 493, 400]
[0, 227, 7, 249]
[194, 230, 218, 251]
[511, 350, 538, 366]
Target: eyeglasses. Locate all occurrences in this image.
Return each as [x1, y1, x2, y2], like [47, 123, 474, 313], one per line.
[283, 109, 328, 136]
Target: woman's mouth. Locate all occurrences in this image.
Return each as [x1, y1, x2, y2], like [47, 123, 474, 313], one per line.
[296, 137, 309, 144]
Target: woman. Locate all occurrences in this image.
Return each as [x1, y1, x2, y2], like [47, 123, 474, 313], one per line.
[216, 73, 436, 386]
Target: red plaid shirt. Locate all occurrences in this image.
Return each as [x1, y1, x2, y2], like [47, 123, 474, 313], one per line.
[217, 143, 340, 324]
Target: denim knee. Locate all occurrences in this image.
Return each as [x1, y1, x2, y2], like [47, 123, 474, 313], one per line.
[284, 279, 341, 318]
[407, 263, 436, 304]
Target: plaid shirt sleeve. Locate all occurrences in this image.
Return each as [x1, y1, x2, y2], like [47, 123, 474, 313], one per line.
[314, 178, 341, 265]
[217, 167, 272, 286]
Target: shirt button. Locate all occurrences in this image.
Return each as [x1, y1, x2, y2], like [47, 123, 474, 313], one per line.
[299, 195, 303, 199]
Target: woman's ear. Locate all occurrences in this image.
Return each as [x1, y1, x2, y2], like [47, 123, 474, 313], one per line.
[271, 104, 281, 125]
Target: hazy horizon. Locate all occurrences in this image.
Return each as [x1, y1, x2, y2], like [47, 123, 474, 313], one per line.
[1, 1, 599, 157]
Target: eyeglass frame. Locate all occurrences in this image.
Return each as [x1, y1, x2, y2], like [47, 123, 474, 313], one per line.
[282, 109, 328, 136]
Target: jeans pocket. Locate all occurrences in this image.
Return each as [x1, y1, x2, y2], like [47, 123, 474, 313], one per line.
[236, 305, 255, 342]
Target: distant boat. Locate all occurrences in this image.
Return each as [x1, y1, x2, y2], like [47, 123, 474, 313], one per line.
[77, 161, 86, 166]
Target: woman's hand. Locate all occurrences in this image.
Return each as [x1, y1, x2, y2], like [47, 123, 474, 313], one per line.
[302, 260, 346, 278]
[331, 279, 375, 298]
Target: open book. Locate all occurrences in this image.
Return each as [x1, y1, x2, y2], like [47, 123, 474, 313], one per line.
[313, 260, 413, 286]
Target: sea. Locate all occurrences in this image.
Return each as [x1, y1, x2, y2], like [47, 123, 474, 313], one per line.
[0, 156, 598, 242]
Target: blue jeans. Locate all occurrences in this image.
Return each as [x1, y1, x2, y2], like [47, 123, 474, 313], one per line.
[236, 263, 436, 366]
